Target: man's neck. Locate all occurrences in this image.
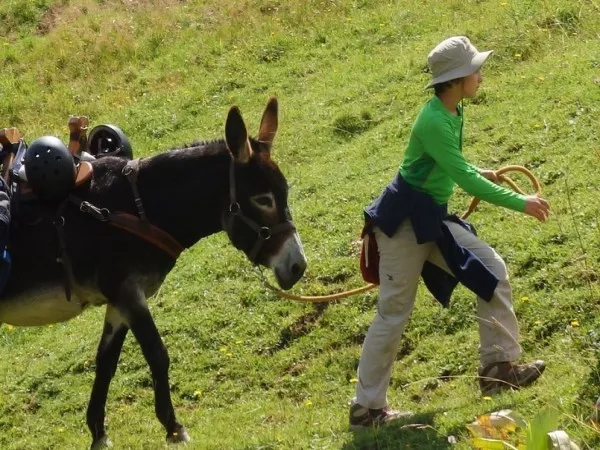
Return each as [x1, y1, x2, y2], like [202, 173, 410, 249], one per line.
[437, 90, 462, 116]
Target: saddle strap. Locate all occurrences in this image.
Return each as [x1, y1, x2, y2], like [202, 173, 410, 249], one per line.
[69, 196, 184, 260]
[122, 159, 148, 221]
[108, 212, 184, 260]
[53, 200, 75, 301]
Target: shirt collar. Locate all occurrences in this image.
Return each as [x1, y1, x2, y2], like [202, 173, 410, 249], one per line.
[430, 95, 463, 121]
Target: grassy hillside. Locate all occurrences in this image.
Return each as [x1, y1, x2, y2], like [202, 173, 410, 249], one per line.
[0, 0, 598, 448]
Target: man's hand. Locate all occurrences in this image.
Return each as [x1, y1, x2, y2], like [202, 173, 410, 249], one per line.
[480, 169, 499, 184]
[524, 195, 550, 222]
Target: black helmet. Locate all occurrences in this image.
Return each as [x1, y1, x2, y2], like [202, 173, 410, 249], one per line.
[24, 136, 76, 200]
[87, 124, 133, 159]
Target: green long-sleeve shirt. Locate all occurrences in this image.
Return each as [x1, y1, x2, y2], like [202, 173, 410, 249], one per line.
[399, 96, 526, 212]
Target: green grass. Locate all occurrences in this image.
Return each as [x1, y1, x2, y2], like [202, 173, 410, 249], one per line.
[0, 0, 599, 448]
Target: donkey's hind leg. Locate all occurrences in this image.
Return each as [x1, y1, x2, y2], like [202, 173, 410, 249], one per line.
[116, 284, 190, 444]
[87, 306, 129, 450]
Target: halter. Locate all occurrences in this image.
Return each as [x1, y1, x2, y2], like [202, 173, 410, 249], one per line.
[223, 156, 295, 263]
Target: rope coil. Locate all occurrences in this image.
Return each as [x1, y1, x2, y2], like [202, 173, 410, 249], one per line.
[461, 165, 541, 220]
[265, 165, 540, 302]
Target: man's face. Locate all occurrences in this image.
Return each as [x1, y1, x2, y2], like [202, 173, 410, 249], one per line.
[463, 69, 482, 98]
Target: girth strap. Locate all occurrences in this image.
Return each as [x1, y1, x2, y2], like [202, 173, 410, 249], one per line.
[53, 199, 75, 301]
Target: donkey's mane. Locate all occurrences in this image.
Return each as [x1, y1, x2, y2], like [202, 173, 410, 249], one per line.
[167, 138, 225, 152]
[141, 138, 230, 173]
[144, 135, 264, 171]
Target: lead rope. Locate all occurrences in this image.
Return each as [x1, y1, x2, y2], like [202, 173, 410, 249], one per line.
[263, 165, 541, 303]
[256, 266, 377, 303]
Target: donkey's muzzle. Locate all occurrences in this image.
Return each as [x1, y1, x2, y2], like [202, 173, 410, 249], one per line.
[272, 233, 307, 290]
[275, 258, 306, 290]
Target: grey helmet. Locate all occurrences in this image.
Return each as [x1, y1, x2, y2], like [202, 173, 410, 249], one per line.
[24, 136, 76, 200]
[87, 124, 133, 159]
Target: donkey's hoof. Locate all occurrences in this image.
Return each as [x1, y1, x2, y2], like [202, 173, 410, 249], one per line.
[90, 435, 113, 450]
[166, 426, 191, 444]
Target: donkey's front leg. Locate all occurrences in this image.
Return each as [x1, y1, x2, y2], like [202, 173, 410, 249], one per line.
[87, 306, 129, 450]
[117, 283, 190, 444]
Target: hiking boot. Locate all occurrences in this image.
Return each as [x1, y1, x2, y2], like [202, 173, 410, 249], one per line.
[349, 401, 413, 431]
[479, 360, 546, 395]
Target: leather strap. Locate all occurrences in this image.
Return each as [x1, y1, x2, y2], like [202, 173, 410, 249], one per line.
[108, 212, 184, 259]
[224, 157, 295, 263]
[53, 199, 75, 301]
[70, 195, 184, 260]
[122, 159, 148, 221]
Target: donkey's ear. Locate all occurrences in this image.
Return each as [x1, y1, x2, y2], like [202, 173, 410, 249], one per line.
[225, 106, 252, 163]
[258, 97, 278, 147]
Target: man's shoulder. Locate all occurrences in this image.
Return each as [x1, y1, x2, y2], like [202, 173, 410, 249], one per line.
[413, 104, 452, 135]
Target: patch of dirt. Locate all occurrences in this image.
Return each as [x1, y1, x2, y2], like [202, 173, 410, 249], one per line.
[37, 4, 87, 36]
[36, 0, 184, 35]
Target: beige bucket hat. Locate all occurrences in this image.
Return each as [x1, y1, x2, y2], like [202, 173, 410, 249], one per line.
[426, 36, 493, 88]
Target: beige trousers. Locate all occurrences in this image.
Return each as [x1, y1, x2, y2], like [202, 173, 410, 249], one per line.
[355, 219, 522, 409]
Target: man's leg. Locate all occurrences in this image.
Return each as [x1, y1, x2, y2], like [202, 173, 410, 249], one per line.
[427, 221, 544, 393]
[354, 220, 433, 410]
[442, 222, 521, 363]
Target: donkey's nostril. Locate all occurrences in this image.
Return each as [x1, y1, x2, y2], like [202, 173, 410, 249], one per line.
[291, 262, 305, 278]
[291, 263, 300, 276]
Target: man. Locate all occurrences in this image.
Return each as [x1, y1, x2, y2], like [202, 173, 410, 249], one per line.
[350, 36, 549, 430]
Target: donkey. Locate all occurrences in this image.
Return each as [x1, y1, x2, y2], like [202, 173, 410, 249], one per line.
[0, 97, 307, 449]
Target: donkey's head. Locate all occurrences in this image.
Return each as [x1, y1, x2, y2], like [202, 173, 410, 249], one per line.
[222, 97, 306, 290]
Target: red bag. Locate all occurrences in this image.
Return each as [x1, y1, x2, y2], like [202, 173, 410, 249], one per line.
[359, 223, 380, 285]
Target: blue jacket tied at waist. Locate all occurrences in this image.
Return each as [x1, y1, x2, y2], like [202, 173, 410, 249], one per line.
[364, 173, 498, 307]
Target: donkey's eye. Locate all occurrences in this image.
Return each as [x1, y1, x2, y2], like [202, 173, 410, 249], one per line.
[251, 193, 275, 211]
[255, 197, 273, 207]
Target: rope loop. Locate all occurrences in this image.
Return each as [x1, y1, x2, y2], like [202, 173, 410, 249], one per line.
[462, 165, 541, 220]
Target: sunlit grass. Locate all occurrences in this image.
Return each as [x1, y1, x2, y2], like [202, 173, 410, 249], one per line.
[0, 0, 598, 449]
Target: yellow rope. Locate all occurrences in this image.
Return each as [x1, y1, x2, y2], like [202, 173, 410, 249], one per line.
[263, 280, 377, 302]
[266, 165, 540, 302]
[461, 165, 541, 220]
